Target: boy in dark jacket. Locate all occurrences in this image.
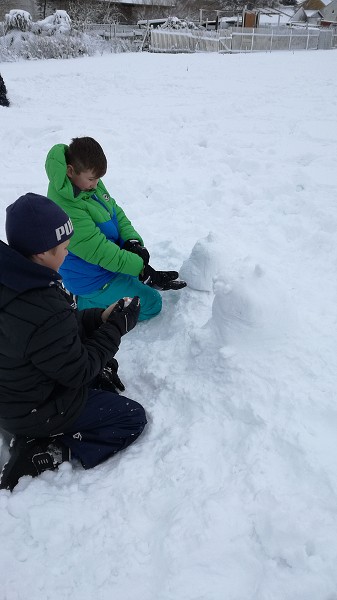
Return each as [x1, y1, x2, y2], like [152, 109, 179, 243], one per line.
[0, 193, 146, 491]
[45, 137, 186, 321]
[0, 73, 10, 107]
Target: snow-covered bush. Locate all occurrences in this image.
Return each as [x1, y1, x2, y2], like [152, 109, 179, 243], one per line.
[0, 9, 135, 62]
[4, 9, 32, 33]
[0, 30, 108, 61]
[32, 10, 72, 36]
[160, 16, 200, 30]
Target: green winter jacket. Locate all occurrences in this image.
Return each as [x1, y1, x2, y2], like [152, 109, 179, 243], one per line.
[45, 143, 144, 294]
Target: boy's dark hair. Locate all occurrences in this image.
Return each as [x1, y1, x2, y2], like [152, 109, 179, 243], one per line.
[65, 137, 107, 178]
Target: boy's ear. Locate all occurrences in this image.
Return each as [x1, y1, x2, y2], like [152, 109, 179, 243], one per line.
[30, 251, 48, 266]
[66, 164, 75, 179]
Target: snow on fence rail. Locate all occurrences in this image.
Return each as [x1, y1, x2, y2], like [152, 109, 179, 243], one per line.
[1, 20, 336, 53]
[150, 26, 337, 53]
[83, 23, 143, 40]
[150, 28, 221, 53]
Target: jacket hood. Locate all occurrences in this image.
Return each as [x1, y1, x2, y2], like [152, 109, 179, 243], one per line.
[0, 240, 61, 308]
[45, 143, 75, 201]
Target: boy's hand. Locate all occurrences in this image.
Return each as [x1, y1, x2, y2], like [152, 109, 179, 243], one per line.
[140, 265, 187, 291]
[107, 296, 140, 336]
[95, 358, 125, 394]
[101, 301, 118, 323]
[124, 239, 150, 266]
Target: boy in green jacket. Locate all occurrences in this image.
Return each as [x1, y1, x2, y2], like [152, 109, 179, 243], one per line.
[45, 137, 186, 320]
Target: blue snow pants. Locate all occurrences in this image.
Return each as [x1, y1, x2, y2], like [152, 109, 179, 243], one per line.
[62, 389, 147, 469]
[76, 273, 162, 322]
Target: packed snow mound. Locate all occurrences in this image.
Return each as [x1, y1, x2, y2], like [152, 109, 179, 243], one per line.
[179, 232, 221, 291]
[207, 271, 288, 348]
[212, 278, 259, 335]
[182, 234, 292, 357]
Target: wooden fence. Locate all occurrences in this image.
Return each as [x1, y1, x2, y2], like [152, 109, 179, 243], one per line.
[149, 26, 337, 54]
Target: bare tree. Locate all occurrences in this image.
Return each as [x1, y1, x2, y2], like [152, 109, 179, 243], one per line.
[133, 0, 172, 23]
[67, 0, 127, 27]
[98, 2, 127, 24]
[68, 0, 98, 28]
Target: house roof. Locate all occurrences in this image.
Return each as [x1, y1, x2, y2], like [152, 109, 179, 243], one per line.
[299, 0, 330, 9]
[290, 5, 324, 20]
[305, 9, 323, 14]
[321, 0, 337, 15]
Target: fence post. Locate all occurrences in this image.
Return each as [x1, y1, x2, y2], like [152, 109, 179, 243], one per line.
[306, 28, 309, 50]
[270, 28, 273, 52]
[251, 28, 254, 52]
[289, 26, 292, 51]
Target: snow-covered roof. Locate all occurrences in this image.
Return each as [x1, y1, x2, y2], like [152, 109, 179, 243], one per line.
[220, 16, 240, 22]
[258, 13, 292, 25]
[299, 0, 330, 8]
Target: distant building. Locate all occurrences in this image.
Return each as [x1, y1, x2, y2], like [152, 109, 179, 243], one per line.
[290, 5, 323, 25]
[298, 0, 329, 7]
[321, 0, 337, 23]
[291, 0, 337, 25]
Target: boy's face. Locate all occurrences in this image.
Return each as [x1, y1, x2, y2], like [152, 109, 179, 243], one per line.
[32, 240, 70, 272]
[66, 165, 100, 192]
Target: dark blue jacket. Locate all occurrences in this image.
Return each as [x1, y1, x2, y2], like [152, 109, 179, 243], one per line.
[0, 241, 122, 436]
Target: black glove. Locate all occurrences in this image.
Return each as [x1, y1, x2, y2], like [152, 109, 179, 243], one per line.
[94, 358, 125, 394]
[124, 239, 150, 266]
[107, 296, 140, 336]
[140, 264, 187, 291]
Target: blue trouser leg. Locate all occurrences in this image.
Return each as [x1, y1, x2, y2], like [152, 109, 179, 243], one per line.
[61, 389, 147, 469]
[77, 274, 162, 321]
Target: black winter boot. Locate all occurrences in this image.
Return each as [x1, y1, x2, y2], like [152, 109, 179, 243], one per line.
[0, 436, 70, 491]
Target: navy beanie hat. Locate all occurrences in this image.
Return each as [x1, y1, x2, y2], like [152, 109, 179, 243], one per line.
[6, 193, 74, 256]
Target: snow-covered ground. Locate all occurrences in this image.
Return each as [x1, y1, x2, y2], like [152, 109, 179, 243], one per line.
[1, 49, 337, 599]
